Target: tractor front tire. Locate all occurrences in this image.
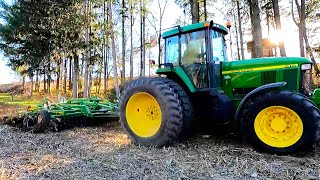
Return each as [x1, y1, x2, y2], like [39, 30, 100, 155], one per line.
[240, 90, 320, 154]
[120, 78, 183, 147]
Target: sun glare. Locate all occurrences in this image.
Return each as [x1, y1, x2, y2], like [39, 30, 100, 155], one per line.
[269, 30, 283, 45]
[267, 28, 300, 57]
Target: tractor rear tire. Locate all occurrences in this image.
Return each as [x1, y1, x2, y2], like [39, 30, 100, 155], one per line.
[155, 77, 193, 138]
[240, 90, 320, 154]
[120, 78, 183, 147]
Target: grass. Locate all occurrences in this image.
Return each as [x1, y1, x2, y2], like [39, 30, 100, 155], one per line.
[0, 93, 42, 108]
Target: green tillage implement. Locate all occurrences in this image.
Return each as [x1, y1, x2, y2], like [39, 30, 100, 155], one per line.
[3, 97, 118, 132]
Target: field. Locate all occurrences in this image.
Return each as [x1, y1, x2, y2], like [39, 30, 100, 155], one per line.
[0, 92, 320, 179]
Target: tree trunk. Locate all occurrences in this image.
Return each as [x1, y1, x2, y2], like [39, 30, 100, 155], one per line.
[291, 0, 320, 74]
[130, 2, 134, 81]
[22, 75, 25, 90]
[272, 0, 286, 57]
[69, 56, 72, 90]
[301, 1, 320, 74]
[56, 58, 61, 94]
[83, 0, 90, 98]
[88, 66, 92, 97]
[30, 75, 33, 98]
[103, 1, 108, 95]
[292, 0, 305, 57]
[43, 67, 46, 93]
[232, 7, 240, 60]
[299, 25, 305, 57]
[104, 47, 108, 95]
[108, 1, 120, 98]
[35, 70, 39, 92]
[98, 63, 102, 95]
[47, 65, 51, 94]
[204, 0, 207, 21]
[300, 0, 306, 57]
[303, 29, 320, 74]
[139, 0, 145, 77]
[121, 0, 126, 86]
[72, 52, 79, 98]
[249, 0, 263, 58]
[106, 46, 109, 89]
[190, 0, 200, 23]
[237, 0, 245, 59]
[63, 58, 67, 96]
[142, 7, 146, 77]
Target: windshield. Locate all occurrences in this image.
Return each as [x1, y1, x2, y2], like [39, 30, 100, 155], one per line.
[211, 30, 228, 62]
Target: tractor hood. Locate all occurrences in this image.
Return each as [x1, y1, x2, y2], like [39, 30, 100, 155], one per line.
[222, 57, 312, 75]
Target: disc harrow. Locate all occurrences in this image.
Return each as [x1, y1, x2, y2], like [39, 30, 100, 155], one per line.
[2, 97, 118, 133]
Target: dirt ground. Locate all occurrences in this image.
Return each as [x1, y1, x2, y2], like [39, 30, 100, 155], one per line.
[0, 118, 320, 180]
[0, 87, 320, 180]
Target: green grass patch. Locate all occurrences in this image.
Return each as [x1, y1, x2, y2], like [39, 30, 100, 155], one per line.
[0, 93, 42, 107]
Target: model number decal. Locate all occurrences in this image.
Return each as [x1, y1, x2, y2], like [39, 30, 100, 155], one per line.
[222, 64, 299, 75]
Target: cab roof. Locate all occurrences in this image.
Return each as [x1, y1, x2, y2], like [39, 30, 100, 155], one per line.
[162, 21, 229, 38]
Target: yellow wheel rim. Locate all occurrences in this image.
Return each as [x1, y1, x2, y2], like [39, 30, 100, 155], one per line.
[126, 92, 162, 138]
[254, 106, 303, 148]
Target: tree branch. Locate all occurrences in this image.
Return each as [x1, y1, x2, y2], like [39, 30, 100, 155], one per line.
[291, 0, 299, 26]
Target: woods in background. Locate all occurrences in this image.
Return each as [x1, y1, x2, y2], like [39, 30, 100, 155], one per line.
[0, 0, 319, 98]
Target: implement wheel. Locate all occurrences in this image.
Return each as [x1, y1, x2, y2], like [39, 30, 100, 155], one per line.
[32, 110, 51, 132]
[120, 78, 183, 147]
[240, 90, 320, 154]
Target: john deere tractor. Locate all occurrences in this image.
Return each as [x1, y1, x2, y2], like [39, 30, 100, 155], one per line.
[120, 21, 320, 154]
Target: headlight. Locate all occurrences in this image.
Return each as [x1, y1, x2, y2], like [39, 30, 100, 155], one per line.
[301, 64, 312, 70]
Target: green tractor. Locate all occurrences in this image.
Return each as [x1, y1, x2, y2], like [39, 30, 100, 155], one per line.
[119, 21, 320, 154]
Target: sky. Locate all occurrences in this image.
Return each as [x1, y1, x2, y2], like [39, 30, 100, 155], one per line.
[0, 0, 16, 84]
[0, 0, 318, 84]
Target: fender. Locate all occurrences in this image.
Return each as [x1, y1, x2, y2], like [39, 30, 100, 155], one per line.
[234, 82, 287, 127]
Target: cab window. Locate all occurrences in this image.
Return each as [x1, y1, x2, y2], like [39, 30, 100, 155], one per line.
[181, 31, 206, 65]
[165, 36, 179, 65]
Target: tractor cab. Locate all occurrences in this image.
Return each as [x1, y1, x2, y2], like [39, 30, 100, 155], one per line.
[160, 21, 229, 94]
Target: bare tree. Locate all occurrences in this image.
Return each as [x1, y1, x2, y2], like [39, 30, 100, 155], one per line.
[140, 0, 146, 77]
[272, 0, 286, 57]
[292, 0, 320, 74]
[147, 0, 169, 64]
[121, 0, 126, 85]
[72, 52, 79, 98]
[130, 1, 135, 81]
[103, 1, 109, 95]
[107, 1, 120, 98]
[63, 58, 67, 96]
[83, 0, 90, 98]
[249, 0, 263, 58]
[236, 0, 245, 59]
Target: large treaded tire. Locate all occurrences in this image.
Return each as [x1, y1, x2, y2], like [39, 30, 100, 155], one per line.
[240, 90, 320, 154]
[119, 78, 183, 147]
[155, 77, 193, 138]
